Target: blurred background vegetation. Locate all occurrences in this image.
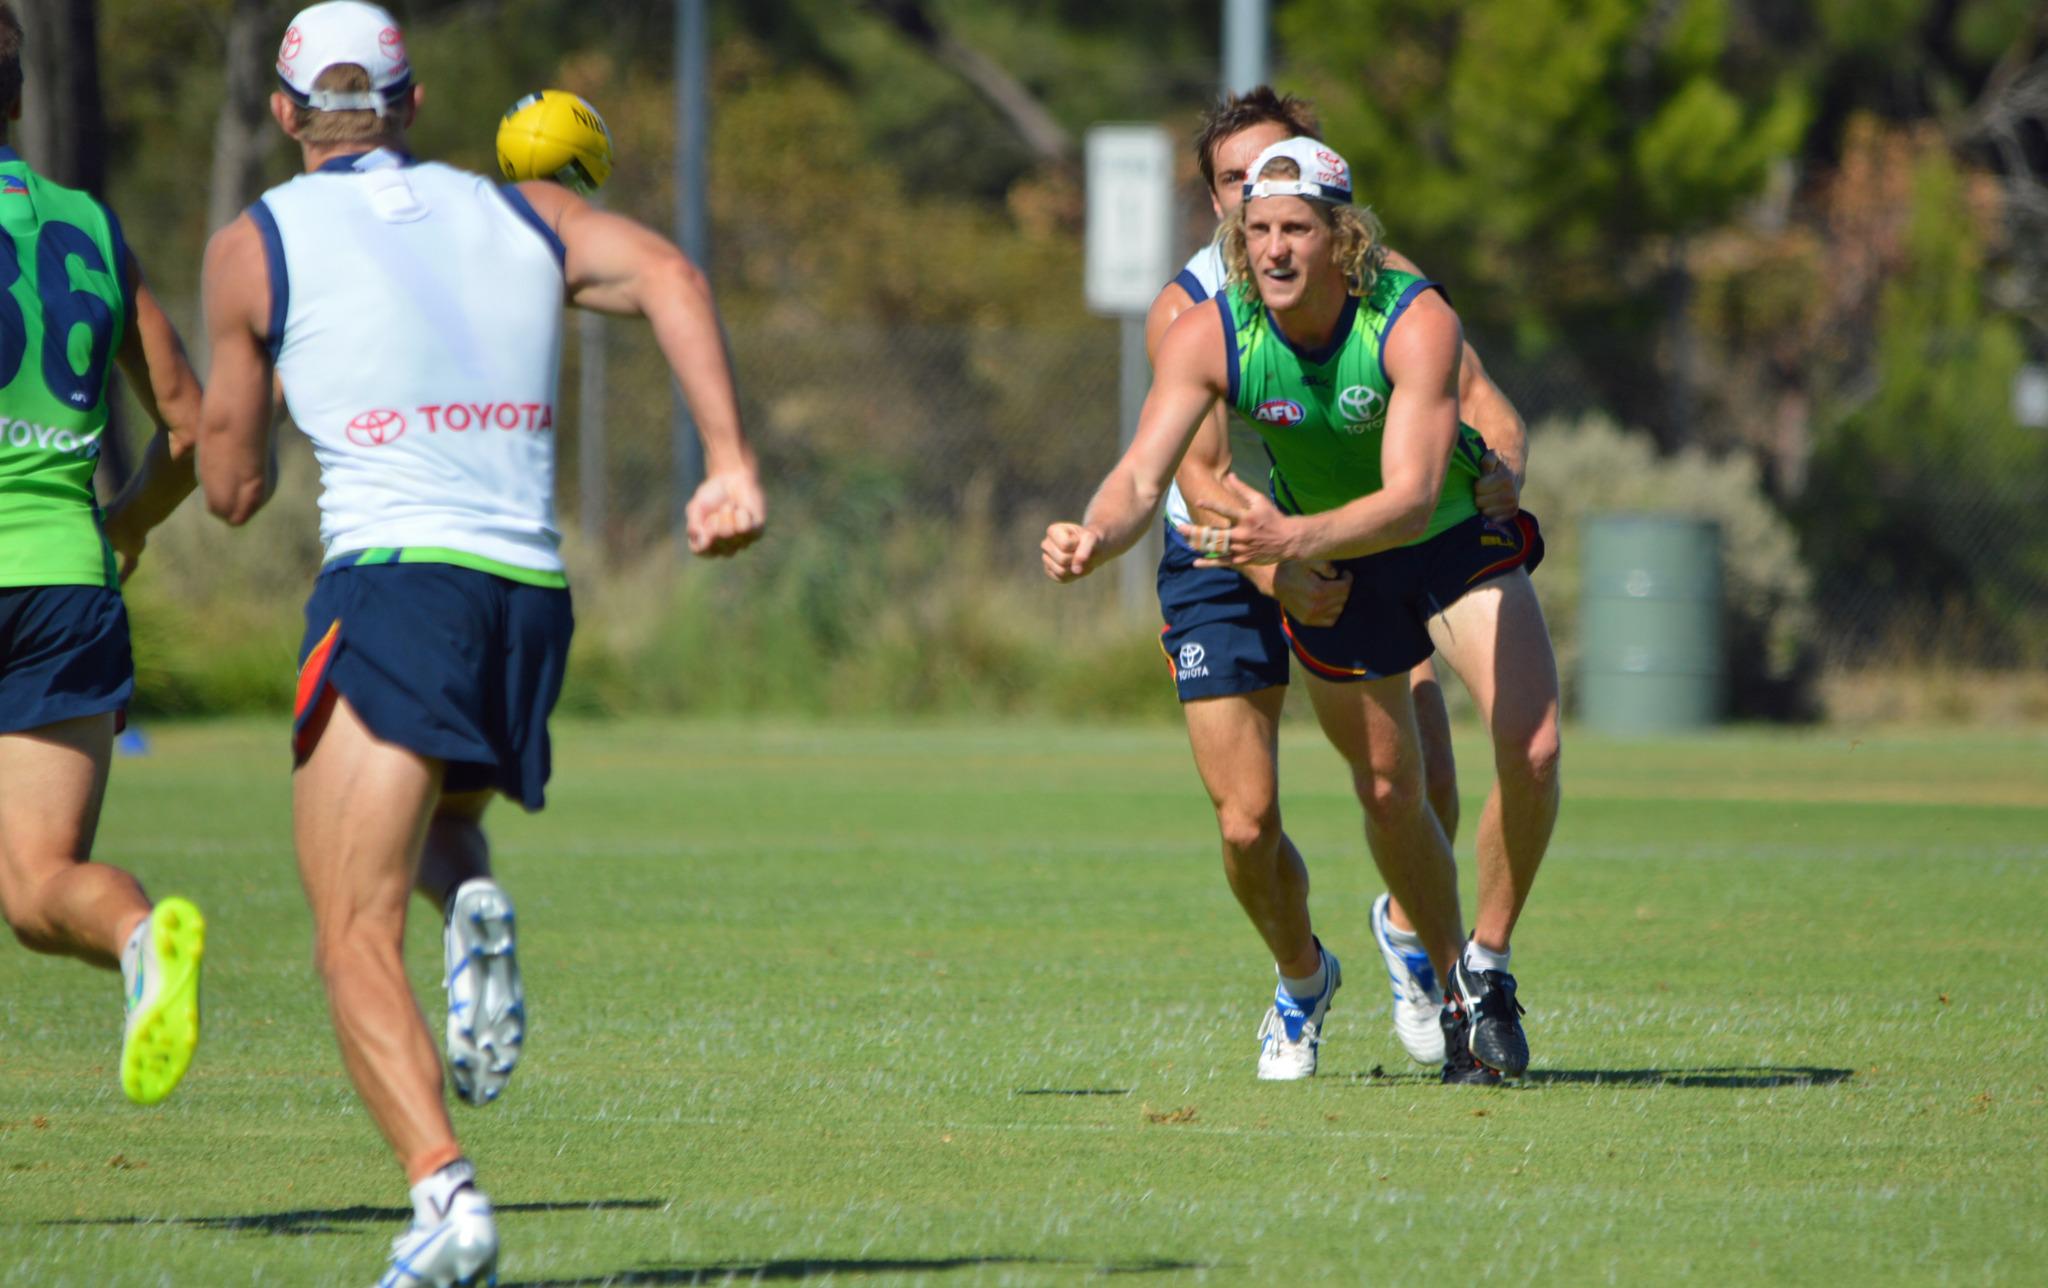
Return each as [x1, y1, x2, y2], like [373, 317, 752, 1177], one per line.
[20, 0, 2048, 722]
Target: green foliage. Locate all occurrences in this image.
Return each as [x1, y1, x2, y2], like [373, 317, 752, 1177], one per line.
[1519, 413, 1816, 716]
[1799, 146, 2046, 663]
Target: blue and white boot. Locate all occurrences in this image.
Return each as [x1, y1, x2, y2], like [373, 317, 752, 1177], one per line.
[444, 879, 523, 1106]
[376, 1160, 498, 1287]
[1371, 893, 1446, 1065]
[1255, 944, 1341, 1081]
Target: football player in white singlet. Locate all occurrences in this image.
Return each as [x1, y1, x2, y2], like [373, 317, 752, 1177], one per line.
[195, 6, 762, 1285]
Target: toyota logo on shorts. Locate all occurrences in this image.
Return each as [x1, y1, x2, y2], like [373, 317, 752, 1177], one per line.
[346, 409, 407, 447]
[1178, 643, 1206, 670]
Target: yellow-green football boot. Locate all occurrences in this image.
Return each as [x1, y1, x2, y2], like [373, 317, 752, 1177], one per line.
[120, 897, 206, 1105]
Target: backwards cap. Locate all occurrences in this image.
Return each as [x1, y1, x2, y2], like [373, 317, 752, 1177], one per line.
[1242, 137, 1353, 205]
[276, 2, 412, 116]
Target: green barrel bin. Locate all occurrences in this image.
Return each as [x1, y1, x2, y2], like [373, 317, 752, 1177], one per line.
[1578, 514, 1723, 734]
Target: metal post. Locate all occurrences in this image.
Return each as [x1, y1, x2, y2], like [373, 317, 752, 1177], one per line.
[671, 0, 709, 540]
[1118, 316, 1156, 617]
[1222, 0, 1270, 93]
[578, 307, 606, 553]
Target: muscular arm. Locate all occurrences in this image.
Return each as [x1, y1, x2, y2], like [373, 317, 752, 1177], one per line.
[101, 254, 203, 568]
[1046, 305, 1229, 579]
[1384, 247, 1526, 481]
[196, 215, 279, 527]
[1145, 278, 1283, 596]
[1288, 291, 1464, 562]
[520, 182, 761, 555]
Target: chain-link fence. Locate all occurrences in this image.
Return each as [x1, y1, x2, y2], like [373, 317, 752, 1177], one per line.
[560, 310, 2046, 679]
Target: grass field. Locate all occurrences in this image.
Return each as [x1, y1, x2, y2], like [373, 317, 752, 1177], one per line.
[2, 718, 2044, 1285]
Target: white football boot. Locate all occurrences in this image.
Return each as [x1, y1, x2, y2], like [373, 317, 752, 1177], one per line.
[1370, 892, 1445, 1065]
[443, 878, 523, 1106]
[1255, 945, 1341, 1081]
[376, 1161, 498, 1288]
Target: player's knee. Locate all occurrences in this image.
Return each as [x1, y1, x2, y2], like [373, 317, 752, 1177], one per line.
[1503, 720, 1562, 793]
[309, 913, 399, 980]
[1213, 805, 1280, 861]
[1353, 765, 1426, 828]
[0, 879, 60, 953]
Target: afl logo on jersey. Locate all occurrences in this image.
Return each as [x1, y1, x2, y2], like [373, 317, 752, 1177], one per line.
[1254, 399, 1306, 427]
[346, 409, 407, 448]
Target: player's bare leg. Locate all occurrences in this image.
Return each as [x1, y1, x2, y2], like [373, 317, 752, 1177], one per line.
[0, 715, 148, 965]
[1425, 569, 1559, 1077]
[1428, 570, 1561, 954]
[1368, 659, 1461, 1064]
[0, 714, 207, 1103]
[417, 789, 525, 1107]
[1183, 684, 1339, 1078]
[293, 691, 462, 1181]
[1302, 671, 1463, 978]
[1183, 686, 1317, 977]
[416, 790, 493, 907]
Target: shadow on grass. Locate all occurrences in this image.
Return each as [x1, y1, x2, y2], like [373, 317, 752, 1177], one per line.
[1525, 1066, 1855, 1089]
[44, 1198, 666, 1237]
[1013, 1087, 1131, 1096]
[504, 1255, 1210, 1285]
[1345, 1065, 1855, 1089]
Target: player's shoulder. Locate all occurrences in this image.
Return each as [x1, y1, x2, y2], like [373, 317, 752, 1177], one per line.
[1158, 288, 1227, 366]
[1148, 243, 1229, 329]
[4, 162, 118, 230]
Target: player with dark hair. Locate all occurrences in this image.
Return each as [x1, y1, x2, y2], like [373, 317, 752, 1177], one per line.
[1149, 88, 1528, 1079]
[0, 0, 209, 1107]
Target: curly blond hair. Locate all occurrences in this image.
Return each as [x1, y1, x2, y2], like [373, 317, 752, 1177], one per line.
[1220, 157, 1387, 298]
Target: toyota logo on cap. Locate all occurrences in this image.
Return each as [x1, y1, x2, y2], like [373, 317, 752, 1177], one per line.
[346, 409, 407, 447]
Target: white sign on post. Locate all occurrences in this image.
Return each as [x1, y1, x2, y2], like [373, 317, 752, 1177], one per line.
[1084, 124, 1176, 316]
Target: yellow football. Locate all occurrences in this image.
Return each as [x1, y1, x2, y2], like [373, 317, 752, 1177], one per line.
[496, 90, 613, 193]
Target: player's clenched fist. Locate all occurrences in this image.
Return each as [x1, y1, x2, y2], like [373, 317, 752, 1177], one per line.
[1042, 522, 1103, 582]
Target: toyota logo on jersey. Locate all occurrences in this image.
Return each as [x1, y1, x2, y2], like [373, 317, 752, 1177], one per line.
[346, 409, 407, 447]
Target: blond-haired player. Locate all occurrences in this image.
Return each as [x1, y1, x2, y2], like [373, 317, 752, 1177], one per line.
[1051, 137, 1560, 1085]
[1148, 89, 1528, 1079]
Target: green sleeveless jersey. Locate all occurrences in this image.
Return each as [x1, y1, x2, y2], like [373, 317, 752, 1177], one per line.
[1221, 268, 1486, 545]
[0, 148, 129, 589]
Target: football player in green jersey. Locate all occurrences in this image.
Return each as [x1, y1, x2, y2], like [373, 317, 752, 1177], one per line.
[1147, 89, 1530, 1080]
[0, 1, 210, 1105]
[1047, 137, 1559, 1084]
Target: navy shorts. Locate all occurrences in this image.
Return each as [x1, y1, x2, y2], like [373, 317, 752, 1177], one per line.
[0, 585, 134, 734]
[1156, 522, 1290, 702]
[1284, 512, 1545, 683]
[295, 563, 574, 811]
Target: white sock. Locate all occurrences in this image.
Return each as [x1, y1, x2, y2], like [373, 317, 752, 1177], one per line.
[119, 914, 150, 1003]
[1463, 940, 1511, 975]
[1380, 913, 1424, 950]
[411, 1159, 477, 1227]
[1278, 955, 1328, 1003]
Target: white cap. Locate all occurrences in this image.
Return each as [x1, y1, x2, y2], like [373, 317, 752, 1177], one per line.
[1242, 137, 1353, 205]
[275, 2, 412, 116]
